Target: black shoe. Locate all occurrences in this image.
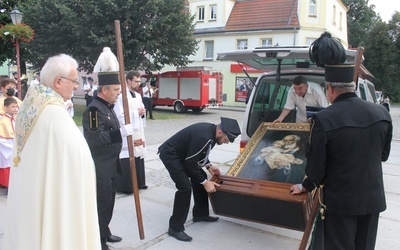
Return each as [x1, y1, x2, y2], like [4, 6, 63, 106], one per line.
[168, 228, 193, 241]
[102, 243, 111, 250]
[107, 234, 122, 242]
[150, 117, 155, 120]
[140, 185, 148, 190]
[193, 216, 219, 222]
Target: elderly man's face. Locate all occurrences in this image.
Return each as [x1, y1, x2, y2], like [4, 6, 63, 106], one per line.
[103, 85, 121, 104]
[58, 68, 79, 101]
[283, 135, 295, 145]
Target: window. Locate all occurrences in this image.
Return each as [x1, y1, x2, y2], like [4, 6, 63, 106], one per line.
[309, 0, 316, 16]
[210, 5, 217, 20]
[332, 5, 336, 25]
[205, 41, 214, 59]
[306, 38, 316, 45]
[261, 38, 272, 47]
[339, 12, 343, 30]
[237, 39, 248, 50]
[198, 6, 204, 21]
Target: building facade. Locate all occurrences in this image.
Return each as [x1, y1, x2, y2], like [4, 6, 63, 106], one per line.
[164, 0, 349, 106]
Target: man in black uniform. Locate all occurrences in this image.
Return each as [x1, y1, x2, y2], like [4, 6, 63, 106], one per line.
[158, 117, 241, 242]
[83, 58, 134, 249]
[290, 64, 392, 249]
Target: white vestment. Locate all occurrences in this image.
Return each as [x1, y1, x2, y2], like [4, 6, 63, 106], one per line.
[3, 85, 100, 250]
[114, 88, 147, 158]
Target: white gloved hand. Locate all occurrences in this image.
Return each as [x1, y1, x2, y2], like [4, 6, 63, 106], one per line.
[120, 124, 134, 137]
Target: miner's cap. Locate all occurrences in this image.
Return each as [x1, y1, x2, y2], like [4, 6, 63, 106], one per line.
[220, 117, 241, 142]
[325, 64, 355, 83]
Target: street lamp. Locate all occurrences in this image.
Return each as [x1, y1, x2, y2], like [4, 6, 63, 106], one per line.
[9, 6, 23, 99]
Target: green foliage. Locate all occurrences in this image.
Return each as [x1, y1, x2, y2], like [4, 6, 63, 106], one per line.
[0, 23, 34, 42]
[0, 0, 24, 65]
[344, 1, 400, 102]
[343, 0, 378, 47]
[19, 0, 197, 73]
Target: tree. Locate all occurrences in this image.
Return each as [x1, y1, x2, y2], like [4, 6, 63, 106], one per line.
[0, 0, 27, 67]
[343, 0, 378, 48]
[364, 21, 400, 101]
[20, 0, 197, 72]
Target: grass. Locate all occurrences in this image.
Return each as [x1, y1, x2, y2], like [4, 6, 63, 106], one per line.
[73, 104, 86, 126]
[73, 104, 185, 126]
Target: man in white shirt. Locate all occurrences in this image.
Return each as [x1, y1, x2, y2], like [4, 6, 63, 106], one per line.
[83, 77, 94, 106]
[29, 74, 40, 86]
[274, 76, 328, 123]
[142, 80, 154, 119]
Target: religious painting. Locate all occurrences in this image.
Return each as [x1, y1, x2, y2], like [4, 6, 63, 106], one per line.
[227, 122, 310, 184]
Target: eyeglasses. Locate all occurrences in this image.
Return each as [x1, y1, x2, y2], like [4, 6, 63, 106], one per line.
[61, 76, 79, 85]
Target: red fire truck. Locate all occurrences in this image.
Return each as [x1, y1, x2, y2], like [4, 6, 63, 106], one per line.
[149, 67, 223, 113]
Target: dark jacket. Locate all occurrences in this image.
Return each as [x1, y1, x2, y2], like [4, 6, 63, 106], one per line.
[303, 92, 392, 215]
[83, 96, 122, 178]
[158, 123, 217, 183]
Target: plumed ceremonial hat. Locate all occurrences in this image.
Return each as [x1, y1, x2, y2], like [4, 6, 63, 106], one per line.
[309, 32, 346, 68]
[93, 47, 120, 86]
[220, 117, 241, 143]
[325, 64, 355, 82]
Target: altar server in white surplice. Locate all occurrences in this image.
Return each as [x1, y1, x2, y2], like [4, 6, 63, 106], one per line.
[114, 70, 148, 192]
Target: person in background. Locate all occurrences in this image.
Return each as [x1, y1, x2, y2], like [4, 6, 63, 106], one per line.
[3, 54, 100, 250]
[273, 76, 328, 123]
[158, 117, 241, 242]
[114, 70, 148, 192]
[82, 47, 133, 250]
[11, 72, 20, 97]
[382, 95, 390, 112]
[29, 73, 40, 86]
[290, 64, 392, 249]
[0, 78, 22, 115]
[0, 98, 18, 188]
[83, 76, 94, 106]
[142, 80, 154, 119]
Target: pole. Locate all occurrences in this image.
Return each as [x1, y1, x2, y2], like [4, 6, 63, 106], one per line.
[353, 47, 365, 84]
[15, 38, 21, 99]
[114, 20, 145, 240]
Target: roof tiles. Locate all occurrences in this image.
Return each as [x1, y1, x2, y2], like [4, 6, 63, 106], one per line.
[225, 0, 300, 31]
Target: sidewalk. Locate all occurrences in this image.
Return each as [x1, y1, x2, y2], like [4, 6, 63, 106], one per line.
[101, 139, 400, 250]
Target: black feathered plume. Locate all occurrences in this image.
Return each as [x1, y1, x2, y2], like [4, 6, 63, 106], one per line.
[309, 32, 346, 67]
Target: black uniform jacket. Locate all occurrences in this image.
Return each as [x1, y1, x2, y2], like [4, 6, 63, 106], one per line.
[158, 123, 217, 183]
[303, 92, 392, 215]
[83, 96, 123, 178]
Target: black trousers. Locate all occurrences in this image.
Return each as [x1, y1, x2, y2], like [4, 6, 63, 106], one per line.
[85, 94, 93, 106]
[116, 157, 146, 193]
[311, 213, 380, 250]
[143, 97, 153, 118]
[96, 177, 116, 243]
[160, 152, 209, 231]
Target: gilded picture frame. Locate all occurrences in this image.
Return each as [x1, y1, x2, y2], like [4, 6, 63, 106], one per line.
[227, 122, 310, 184]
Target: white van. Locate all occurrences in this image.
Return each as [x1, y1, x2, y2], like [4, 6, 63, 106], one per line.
[217, 46, 377, 151]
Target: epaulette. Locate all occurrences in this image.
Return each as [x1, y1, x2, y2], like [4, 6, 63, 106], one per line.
[88, 106, 99, 129]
